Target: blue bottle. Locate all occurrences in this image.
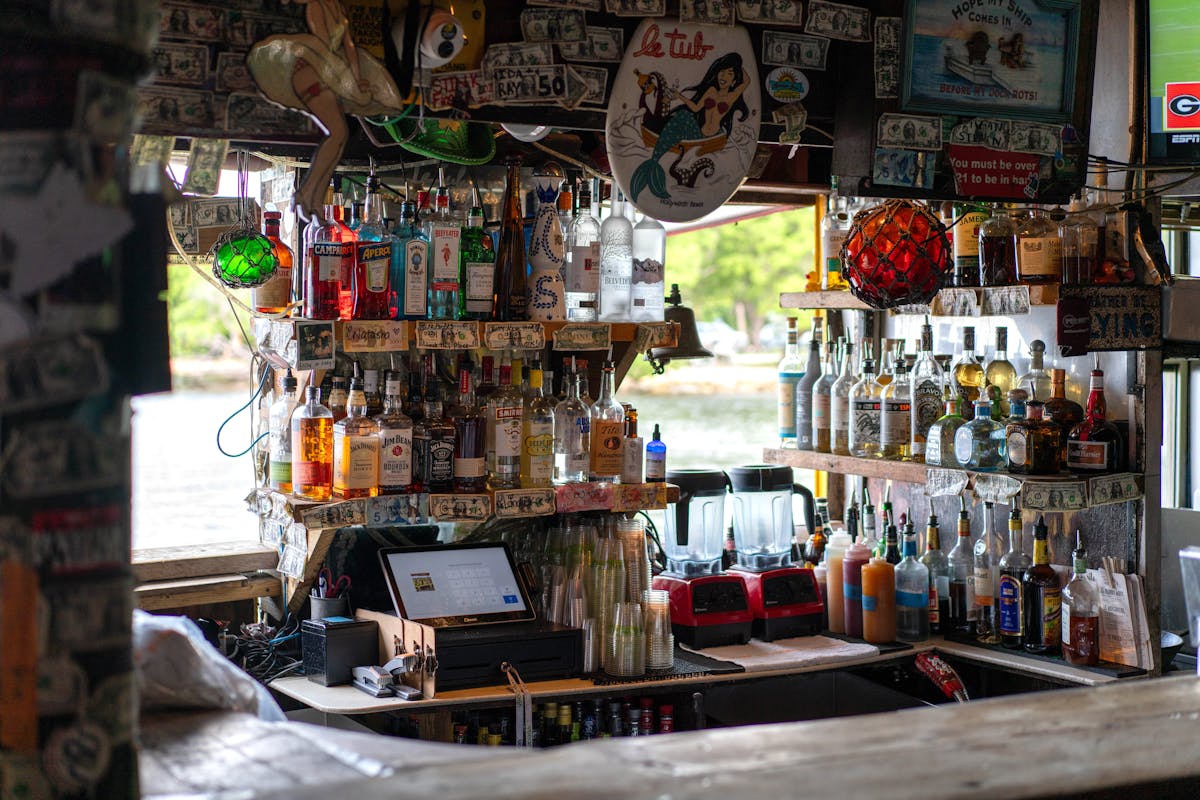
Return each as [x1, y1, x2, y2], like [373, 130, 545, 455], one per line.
[645, 424, 667, 482]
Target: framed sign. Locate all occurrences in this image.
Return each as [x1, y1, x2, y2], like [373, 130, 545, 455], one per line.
[901, 0, 1082, 121]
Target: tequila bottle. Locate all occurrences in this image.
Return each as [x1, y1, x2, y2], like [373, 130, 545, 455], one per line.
[451, 365, 486, 493]
[630, 213, 666, 322]
[1066, 363, 1124, 474]
[458, 188, 495, 320]
[268, 370, 299, 492]
[1017, 339, 1052, 403]
[921, 514, 950, 634]
[1044, 368, 1083, 470]
[1004, 389, 1033, 473]
[794, 317, 823, 451]
[830, 340, 856, 455]
[952, 326, 984, 413]
[566, 178, 601, 321]
[376, 375, 414, 495]
[351, 171, 391, 320]
[895, 528, 930, 642]
[1023, 515, 1061, 654]
[487, 356, 524, 489]
[984, 326, 1017, 417]
[909, 318, 944, 462]
[849, 344, 882, 458]
[1062, 530, 1100, 665]
[589, 361, 625, 481]
[954, 399, 1007, 471]
[880, 354, 912, 460]
[972, 501, 1003, 643]
[777, 317, 804, 447]
[391, 198, 429, 320]
[291, 385, 334, 501]
[925, 397, 966, 468]
[520, 363, 555, 488]
[598, 191, 634, 322]
[333, 376, 380, 499]
[978, 204, 1018, 286]
[1016, 206, 1062, 284]
[255, 211, 294, 314]
[427, 166, 463, 320]
[553, 367, 591, 483]
[811, 338, 837, 453]
[947, 497, 976, 635]
[997, 504, 1031, 649]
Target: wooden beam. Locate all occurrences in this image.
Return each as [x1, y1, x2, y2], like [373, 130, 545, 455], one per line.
[135, 573, 281, 612]
[132, 542, 279, 583]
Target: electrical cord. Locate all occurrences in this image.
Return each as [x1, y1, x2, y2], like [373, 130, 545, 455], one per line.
[216, 366, 270, 458]
[227, 613, 303, 685]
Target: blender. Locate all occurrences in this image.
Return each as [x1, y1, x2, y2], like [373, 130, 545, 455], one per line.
[727, 465, 824, 641]
[651, 469, 753, 648]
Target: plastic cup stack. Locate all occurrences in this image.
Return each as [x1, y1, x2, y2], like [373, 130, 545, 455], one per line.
[605, 601, 645, 677]
[643, 589, 674, 671]
[616, 517, 651, 604]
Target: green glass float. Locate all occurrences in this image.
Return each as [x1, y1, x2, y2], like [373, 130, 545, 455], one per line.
[211, 223, 278, 289]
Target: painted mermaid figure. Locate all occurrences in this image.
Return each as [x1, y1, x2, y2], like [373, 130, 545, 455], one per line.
[628, 52, 751, 203]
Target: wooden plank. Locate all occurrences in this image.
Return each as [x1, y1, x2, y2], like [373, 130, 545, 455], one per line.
[132, 542, 279, 582]
[779, 291, 871, 311]
[135, 573, 280, 611]
[763, 447, 929, 484]
[285, 527, 338, 613]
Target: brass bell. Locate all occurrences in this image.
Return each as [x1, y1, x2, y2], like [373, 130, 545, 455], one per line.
[647, 284, 713, 374]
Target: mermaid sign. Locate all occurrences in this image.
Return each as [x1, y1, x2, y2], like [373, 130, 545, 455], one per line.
[606, 21, 761, 223]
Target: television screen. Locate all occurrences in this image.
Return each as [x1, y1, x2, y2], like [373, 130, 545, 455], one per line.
[1147, 0, 1200, 163]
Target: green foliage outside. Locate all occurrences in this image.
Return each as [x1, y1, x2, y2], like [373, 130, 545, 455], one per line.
[166, 262, 253, 358]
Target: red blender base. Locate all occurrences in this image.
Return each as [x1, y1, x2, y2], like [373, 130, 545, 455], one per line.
[651, 573, 754, 650]
[728, 566, 825, 642]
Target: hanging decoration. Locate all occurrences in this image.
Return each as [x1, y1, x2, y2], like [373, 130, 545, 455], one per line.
[841, 199, 951, 309]
[211, 151, 278, 289]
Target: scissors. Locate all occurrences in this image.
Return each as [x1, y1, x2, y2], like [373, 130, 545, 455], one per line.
[317, 568, 352, 599]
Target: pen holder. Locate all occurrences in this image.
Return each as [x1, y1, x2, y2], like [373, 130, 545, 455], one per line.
[310, 594, 350, 620]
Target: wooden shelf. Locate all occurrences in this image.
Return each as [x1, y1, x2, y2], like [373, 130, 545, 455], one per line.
[779, 285, 1062, 316]
[763, 447, 928, 483]
[779, 291, 871, 311]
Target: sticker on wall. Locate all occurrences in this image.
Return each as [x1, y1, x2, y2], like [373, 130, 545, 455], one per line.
[607, 20, 761, 222]
[765, 67, 809, 102]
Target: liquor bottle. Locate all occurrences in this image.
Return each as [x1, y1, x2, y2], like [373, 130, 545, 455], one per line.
[493, 157, 529, 321]
[404, 363, 424, 424]
[909, 319, 943, 463]
[305, 194, 346, 320]
[997, 504, 1032, 649]
[331, 186, 356, 319]
[984, 327, 1017, 417]
[543, 370, 559, 412]
[598, 191, 634, 322]
[831, 340, 856, 456]
[255, 211, 294, 314]
[362, 369, 383, 417]
[811, 339, 837, 453]
[451, 364, 486, 493]
[794, 317, 824, 451]
[333, 375, 379, 499]
[777, 317, 804, 447]
[820, 180, 850, 290]
[646, 424, 666, 482]
[1005, 389, 1033, 474]
[952, 326, 984, 412]
[803, 516, 829, 567]
[1044, 368, 1084, 469]
[621, 406, 644, 484]
[268, 370, 299, 492]
[477, 355, 498, 402]
[1023, 515, 1061, 654]
[351, 171, 392, 320]
[973, 501, 1004, 644]
[977, 204, 1018, 286]
[291, 385, 334, 501]
[952, 203, 988, 287]
[883, 520, 902, 565]
[1062, 530, 1100, 665]
[414, 373, 455, 493]
[1067, 362, 1124, 474]
[346, 201, 362, 233]
[520, 363, 555, 488]
[1015, 206, 1063, 283]
[631, 213, 666, 322]
[376, 374, 414, 495]
[487, 356, 524, 489]
[925, 396, 967, 468]
[1016, 339, 1052, 404]
[566, 178, 601, 322]
[298, 184, 330, 312]
[1059, 193, 1099, 286]
[880, 354, 912, 460]
[426, 167, 463, 320]
[849, 343, 882, 458]
[1017, 399, 1062, 475]
[859, 489, 879, 554]
[326, 376, 349, 422]
[557, 178, 574, 250]
[921, 514, 949, 634]
[589, 361, 625, 482]
[458, 188, 495, 320]
[895, 527, 930, 642]
[947, 497, 976, 635]
[954, 398, 1006, 471]
[391, 198, 429, 320]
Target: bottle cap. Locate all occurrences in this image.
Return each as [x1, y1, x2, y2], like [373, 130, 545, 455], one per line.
[282, 369, 297, 391]
[265, 210, 281, 221]
[1034, 514, 1047, 536]
[927, 513, 939, 527]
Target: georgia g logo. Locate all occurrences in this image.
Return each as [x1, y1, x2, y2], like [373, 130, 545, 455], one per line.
[1165, 82, 1200, 130]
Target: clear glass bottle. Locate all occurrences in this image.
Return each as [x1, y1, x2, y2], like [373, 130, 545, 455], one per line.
[977, 204, 1018, 286]
[1005, 389, 1033, 473]
[952, 203, 988, 288]
[954, 399, 1007, 471]
[520, 363, 555, 488]
[820, 183, 851, 290]
[1023, 515, 1061, 654]
[794, 316, 823, 451]
[598, 191, 634, 322]
[391, 198, 428, 320]
[255, 211, 294, 314]
[493, 157, 529, 321]
[333, 375, 380, 499]
[291, 385, 334, 501]
[1044, 368, 1084, 470]
[831, 340, 856, 456]
[1059, 193, 1099, 286]
[997, 504, 1032, 649]
[952, 326, 984, 413]
[895, 527, 930, 642]
[645, 424, 666, 482]
[487, 356, 524, 489]
[1016, 206, 1063, 284]
[1062, 530, 1099, 665]
[1067, 363, 1124, 474]
[351, 170, 392, 320]
[909, 318, 944, 462]
[326, 375, 348, 422]
[376, 374, 414, 495]
[268, 370, 299, 493]
[984, 326, 1018, 417]
[925, 397, 967, 468]
[306, 194, 348, 320]
[921, 514, 949, 634]
[554, 367, 591, 484]
[880, 353, 912, 460]
[947, 497, 976, 635]
[588, 361, 625, 481]
[859, 489, 879, 555]
[973, 501, 1003, 644]
[1018, 339, 1052, 403]
[566, 177, 601, 322]
[777, 317, 804, 447]
[631, 213, 665, 322]
[451, 364, 486, 493]
[849, 343, 882, 459]
[300, 184, 332, 316]
[426, 166, 462, 320]
[811, 338, 837, 453]
[458, 189, 495, 321]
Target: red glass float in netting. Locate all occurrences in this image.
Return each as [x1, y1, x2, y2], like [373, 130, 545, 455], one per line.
[841, 199, 952, 309]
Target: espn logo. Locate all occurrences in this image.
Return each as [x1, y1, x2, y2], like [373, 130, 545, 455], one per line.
[1165, 82, 1200, 130]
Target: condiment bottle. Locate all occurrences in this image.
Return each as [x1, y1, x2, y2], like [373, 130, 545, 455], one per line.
[842, 539, 872, 637]
[861, 556, 896, 644]
[824, 529, 853, 634]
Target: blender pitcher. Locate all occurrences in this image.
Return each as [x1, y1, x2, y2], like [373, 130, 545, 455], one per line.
[728, 465, 815, 572]
[662, 469, 731, 577]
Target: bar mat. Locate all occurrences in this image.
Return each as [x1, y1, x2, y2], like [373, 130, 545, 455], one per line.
[591, 648, 744, 686]
[821, 632, 914, 655]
